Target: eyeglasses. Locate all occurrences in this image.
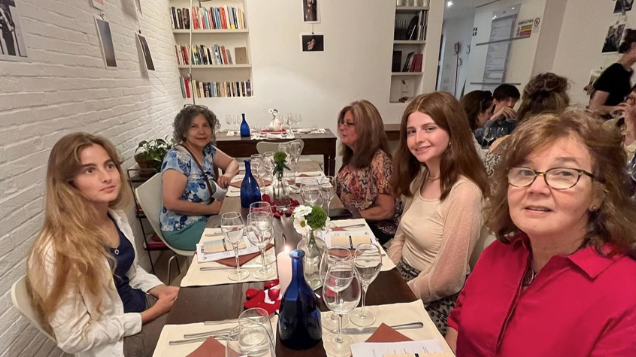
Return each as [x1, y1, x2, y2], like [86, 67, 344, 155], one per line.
[507, 167, 596, 190]
[338, 121, 355, 128]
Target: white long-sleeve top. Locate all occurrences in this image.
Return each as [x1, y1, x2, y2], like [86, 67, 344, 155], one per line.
[34, 209, 163, 357]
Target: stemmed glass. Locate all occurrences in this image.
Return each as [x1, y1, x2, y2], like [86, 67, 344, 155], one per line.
[247, 211, 276, 279]
[238, 307, 275, 343]
[249, 201, 276, 266]
[286, 113, 294, 132]
[349, 244, 382, 327]
[320, 247, 352, 331]
[300, 179, 321, 206]
[221, 212, 249, 281]
[225, 324, 275, 357]
[225, 114, 232, 132]
[320, 176, 336, 215]
[294, 114, 303, 129]
[322, 261, 361, 357]
[233, 115, 241, 131]
[483, 127, 495, 147]
[290, 141, 302, 177]
[251, 154, 263, 186]
[495, 127, 507, 139]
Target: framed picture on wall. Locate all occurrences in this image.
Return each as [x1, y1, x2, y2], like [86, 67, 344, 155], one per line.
[301, 33, 324, 52]
[614, 0, 634, 14]
[0, 0, 28, 62]
[602, 23, 625, 53]
[303, 0, 320, 23]
[136, 33, 155, 71]
[95, 17, 117, 68]
[91, 0, 105, 10]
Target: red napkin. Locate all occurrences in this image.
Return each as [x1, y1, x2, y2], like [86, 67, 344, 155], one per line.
[365, 323, 413, 343]
[186, 337, 225, 357]
[214, 243, 274, 267]
[261, 129, 287, 133]
[229, 179, 272, 189]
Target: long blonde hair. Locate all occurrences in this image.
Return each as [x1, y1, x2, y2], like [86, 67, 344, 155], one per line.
[27, 133, 132, 333]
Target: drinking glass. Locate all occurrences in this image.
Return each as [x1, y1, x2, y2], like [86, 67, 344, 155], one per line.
[251, 154, 263, 186]
[300, 179, 321, 206]
[225, 114, 232, 132]
[495, 127, 507, 139]
[290, 141, 302, 176]
[320, 176, 337, 214]
[221, 212, 249, 281]
[225, 324, 275, 357]
[322, 261, 361, 357]
[294, 114, 303, 129]
[249, 201, 277, 266]
[319, 247, 352, 331]
[349, 244, 382, 327]
[483, 127, 495, 147]
[627, 154, 636, 181]
[247, 211, 276, 279]
[286, 113, 294, 132]
[233, 115, 241, 131]
[278, 143, 293, 179]
[238, 307, 275, 343]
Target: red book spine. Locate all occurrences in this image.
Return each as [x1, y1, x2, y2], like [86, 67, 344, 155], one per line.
[221, 46, 229, 65]
[184, 77, 191, 98]
[220, 7, 227, 29]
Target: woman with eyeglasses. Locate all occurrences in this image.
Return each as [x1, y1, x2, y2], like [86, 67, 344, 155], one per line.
[335, 100, 400, 245]
[445, 109, 636, 356]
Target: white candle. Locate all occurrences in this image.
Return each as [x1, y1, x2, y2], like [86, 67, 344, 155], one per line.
[276, 245, 292, 296]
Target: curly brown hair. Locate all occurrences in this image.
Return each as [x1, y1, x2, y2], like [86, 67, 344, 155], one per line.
[516, 73, 570, 123]
[460, 90, 494, 131]
[173, 105, 219, 143]
[337, 100, 391, 169]
[487, 109, 636, 259]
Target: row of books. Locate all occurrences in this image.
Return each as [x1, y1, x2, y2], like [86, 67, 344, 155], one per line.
[180, 77, 253, 98]
[392, 51, 423, 72]
[170, 6, 246, 30]
[176, 45, 247, 66]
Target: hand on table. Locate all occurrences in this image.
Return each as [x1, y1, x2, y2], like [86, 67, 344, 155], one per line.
[217, 174, 233, 189]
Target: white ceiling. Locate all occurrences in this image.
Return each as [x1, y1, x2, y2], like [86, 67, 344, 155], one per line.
[443, 0, 501, 19]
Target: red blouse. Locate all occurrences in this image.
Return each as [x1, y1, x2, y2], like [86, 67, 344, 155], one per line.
[448, 236, 636, 357]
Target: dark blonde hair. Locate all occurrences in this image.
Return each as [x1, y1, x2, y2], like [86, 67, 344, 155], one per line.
[337, 100, 391, 169]
[487, 109, 636, 258]
[391, 92, 489, 200]
[27, 133, 132, 333]
[516, 73, 570, 123]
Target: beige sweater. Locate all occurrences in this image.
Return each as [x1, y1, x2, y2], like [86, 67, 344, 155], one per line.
[388, 172, 485, 303]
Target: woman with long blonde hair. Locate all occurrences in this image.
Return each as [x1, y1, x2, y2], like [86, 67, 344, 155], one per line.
[27, 133, 178, 357]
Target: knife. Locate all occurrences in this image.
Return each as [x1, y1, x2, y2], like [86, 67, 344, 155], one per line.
[183, 328, 233, 339]
[340, 322, 423, 335]
[168, 335, 228, 346]
[200, 264, 261, 271]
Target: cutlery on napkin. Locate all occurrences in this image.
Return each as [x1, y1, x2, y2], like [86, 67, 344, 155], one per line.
[170, 335, 228, 347]
[343, 322, 423, 335]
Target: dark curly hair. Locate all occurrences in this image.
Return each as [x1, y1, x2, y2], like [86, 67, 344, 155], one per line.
[516, 72, 570, 123]
[172, 105, 219, 143]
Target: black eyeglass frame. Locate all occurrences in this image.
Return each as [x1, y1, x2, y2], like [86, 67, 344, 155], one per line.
[507, 166, 596, 190]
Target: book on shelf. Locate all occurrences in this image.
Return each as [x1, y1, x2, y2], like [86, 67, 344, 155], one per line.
[180, 77, 253, 98]
[171, 6, 246, 30]
[175, 44, 240, 65]
[402, 52, 414, 72]
[392, 51, 402, 72]
[235, 47, 248, 64]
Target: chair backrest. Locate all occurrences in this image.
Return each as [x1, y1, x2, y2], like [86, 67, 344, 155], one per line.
[469, 226, 496, 270]
[135, 174, 193, 257]
[11, 276, 56, 342]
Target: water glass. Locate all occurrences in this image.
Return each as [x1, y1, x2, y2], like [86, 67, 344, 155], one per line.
[320, 176, 336, 214]
[483, 127, 495, 147]
[238, 307, 275, 343]
[300, 179, 321, 206]
[225, 114, 232, 132]
[290, 141, 302, 176]
[350, 244, 382, 327]
[221, 212, 249, 281]
[225, 324, 275, 357]
[322, 261, 361, 357]
[247, 211, 276, 279]
[319, 247, 352, 331]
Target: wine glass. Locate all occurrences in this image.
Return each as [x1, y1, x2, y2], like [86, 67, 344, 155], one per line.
[320, 176, 336, 215]
[251, 154, 262, 186]
[225, 324, 275, 357]
[249, 201, 277, 266]
[495, 127, 507, 139]
[233, 115, 241, 131]
[294, 113, 303, 129]
[225, 114, 232, 132]
[322, 261, 361, 357]
[349, 244, 382, 327]
[320, 247, 352, 331]
[247, 211, 276, 279]
[483, 127, 495, 147]
[290, 141, 302, 177]
[238, 307, 275, 343]
[221, 212, 249, 281]
[286, 113, 294, 132]
[300, 179, 321, 206]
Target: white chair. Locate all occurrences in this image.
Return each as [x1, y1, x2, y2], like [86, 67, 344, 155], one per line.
[11, 276, 56, 343]
[135, 174, 194, 283]
[469, 226, 496, 270]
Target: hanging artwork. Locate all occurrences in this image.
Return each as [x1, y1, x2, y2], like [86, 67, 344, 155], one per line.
[136, 33, 154, 71]
[602, 23, 625, 53]
[0, 0, 27, 61]
[95, 17, 117, 67]
[301, 33, 324, 52]
[303, 0, 320, 23]
[614, 0, 633, 14]
[91, 0, 105, 11]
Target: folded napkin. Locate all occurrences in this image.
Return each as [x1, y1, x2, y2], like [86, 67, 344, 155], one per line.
[229, 179, 271, 189]
[186, 337, 225, 357]
[366, 323, 412, 343]
[226, 131, 237, 137]
[215, 243, 274, 267]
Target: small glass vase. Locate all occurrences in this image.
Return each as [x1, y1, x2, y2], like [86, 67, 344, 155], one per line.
[272, 172, 291, 212]
[297, 229, 327, 290]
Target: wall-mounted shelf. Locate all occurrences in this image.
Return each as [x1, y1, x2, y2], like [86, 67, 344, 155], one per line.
[173, 29, 249, 34]
[396, 6, 429, 13]
[475, 36, 529, 46]
[178, 64, 252, 69]
[394, 40, 426, 45]
[392, 72, 424, 76]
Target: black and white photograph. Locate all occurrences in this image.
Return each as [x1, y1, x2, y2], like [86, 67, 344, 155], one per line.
[303, 0, 320, 23]
[136, 33, 155, 71]
[95, 17, 117, 67]
[0, 0, 27, 61]
[602, 23, 625, 53]
[614, 0, 634, 14]
[301, 34, 324, 52]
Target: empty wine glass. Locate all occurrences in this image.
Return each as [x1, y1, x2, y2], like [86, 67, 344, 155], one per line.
[221, 212, 249, 281]
[320, 247, 352, 331]
[286, 113, 294, 132]
[250, 201, 276, 266]
[350, 244, 382, 327]
[323, 261, 361, 357]
[247, 211, 276, 279]
[225, 324, 275, 357]
[251, 154, 262, 186]
[238, 307, 275, 343]
[290, 141, 302, 177]
[225, 114, 232, 132]
[300, 179, 321, 206]
[495, 127, 507, 139]
[320, 176, 336, 215]
[294, 113, 303, 129]
[233, 115, 241, 131]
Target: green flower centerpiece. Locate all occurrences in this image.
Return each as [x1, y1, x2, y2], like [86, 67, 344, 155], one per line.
[272, 151, 292, 211]
[294, 205, 328, 290]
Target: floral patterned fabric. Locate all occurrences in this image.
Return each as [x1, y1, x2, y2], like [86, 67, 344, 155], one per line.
[160, 143, 217, 232]
[336, 150, 400, 235]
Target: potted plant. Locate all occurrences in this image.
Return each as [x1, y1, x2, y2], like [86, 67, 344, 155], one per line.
[134, 137, 173, 176]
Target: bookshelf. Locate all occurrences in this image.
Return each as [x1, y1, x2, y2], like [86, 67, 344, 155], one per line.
[171, 0, 253, 100]
[390, 5, 429, 103]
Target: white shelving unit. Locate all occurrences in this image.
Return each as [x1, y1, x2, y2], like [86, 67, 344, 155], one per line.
[173, 29, 249, 34]
[179, 64, 252, 69]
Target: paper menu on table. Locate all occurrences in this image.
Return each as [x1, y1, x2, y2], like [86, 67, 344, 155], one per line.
[350, 340, 445, 357]
[324, 230, 374, 249]
[196, 233, 260, 263]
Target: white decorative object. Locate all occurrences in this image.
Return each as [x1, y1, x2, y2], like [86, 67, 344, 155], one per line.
[276, 245, 293, 295]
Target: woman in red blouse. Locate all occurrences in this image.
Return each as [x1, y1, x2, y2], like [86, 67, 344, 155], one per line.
[335, 100, 400, 244]
[446, 109, 636, 356]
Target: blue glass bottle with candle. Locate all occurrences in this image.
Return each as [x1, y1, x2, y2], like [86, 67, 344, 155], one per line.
[278, 249, 322, 350]
[240, 159, 261, 208]
[239, 113, 250, 137]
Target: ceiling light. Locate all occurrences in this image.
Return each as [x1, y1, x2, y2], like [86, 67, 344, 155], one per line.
[447, 1, 453, 7]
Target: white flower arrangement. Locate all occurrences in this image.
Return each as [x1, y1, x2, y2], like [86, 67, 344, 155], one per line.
[292, 205, 313, 235]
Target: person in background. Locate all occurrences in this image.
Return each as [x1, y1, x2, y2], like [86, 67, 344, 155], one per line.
[485, 73, 570, 176]
[482, 83, 521, 136]
[388, 92, 489, 335]
[589, 29, 636, 117]
[607, 85, 636, 159]
[27, 133, 178, 357]
[460, 90, 494, 159]
[161, 105, 239, 251]
[336, 100, 400, 245]
[445, 110, 636, 356]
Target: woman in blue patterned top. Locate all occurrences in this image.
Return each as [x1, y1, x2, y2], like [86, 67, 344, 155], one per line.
[160, 106, 239, 250]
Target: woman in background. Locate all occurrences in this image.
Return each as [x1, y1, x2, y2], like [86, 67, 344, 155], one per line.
[460, 90, 494, 159]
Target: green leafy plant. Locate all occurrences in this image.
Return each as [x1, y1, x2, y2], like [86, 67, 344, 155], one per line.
[134, 136, 173, 173]
[272, 151, 290, 177]
[306, 206, 328, 230]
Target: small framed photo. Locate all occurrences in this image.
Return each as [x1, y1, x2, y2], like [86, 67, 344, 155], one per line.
[301, 34, 324, 52]
[95, 17, 117, 68]
[136, 33, 154, 71]
[602, 23, 625, 53]
[614, 0, 634, 14]
[303, 0, 320, 23]
[91, 0, 105, 11]
[0, 0, 28, 62]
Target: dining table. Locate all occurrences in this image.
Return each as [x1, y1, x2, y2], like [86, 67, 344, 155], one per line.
[165, 162, 450, 356]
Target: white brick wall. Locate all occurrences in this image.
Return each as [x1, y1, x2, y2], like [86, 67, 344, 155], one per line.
[0, 0, 182, 355]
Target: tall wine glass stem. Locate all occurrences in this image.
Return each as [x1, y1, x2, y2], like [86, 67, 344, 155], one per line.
[233, 245, 240, 275]
[260, 247, 267, 271]
[361, 284, 368, 317]
[336, 313, 344, 344]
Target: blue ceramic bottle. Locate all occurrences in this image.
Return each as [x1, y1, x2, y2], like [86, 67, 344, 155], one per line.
[239, 113, 250, 137]
[240, 159, 261, 208]
[278, 250, 322, 350]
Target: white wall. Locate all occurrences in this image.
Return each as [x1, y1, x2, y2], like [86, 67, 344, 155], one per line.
[438, 13, 475, 97]
[0, 0, 183, 355]
[464, 0, 547, 94]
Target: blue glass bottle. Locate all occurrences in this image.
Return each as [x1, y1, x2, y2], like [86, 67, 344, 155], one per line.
[240, 159, 261, 208]
[278, 250, 322, 350]
[239, 113, 250, 137]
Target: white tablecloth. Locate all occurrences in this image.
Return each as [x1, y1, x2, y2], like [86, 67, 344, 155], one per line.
[330, 219, 396, 272]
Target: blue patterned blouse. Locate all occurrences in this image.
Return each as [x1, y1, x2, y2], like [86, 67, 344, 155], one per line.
[160, 143, 217, 232]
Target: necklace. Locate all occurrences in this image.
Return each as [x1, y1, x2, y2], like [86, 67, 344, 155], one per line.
[428, 175, 440, 181]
